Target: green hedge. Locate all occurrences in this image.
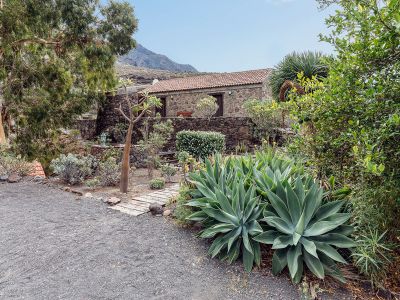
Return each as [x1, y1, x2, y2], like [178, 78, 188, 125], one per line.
[176, 130, 225, 159]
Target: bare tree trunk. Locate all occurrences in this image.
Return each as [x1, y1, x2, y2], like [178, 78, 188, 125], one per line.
[0, 110, 6, 145]
[120, 122, 133, 193]
[0, 105, 7, 145]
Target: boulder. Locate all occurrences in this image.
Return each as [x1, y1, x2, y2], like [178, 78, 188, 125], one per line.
[0, 175, 9, 182]
[106, 197, 121, 206]
[149, 203, 163, 215]
[7, 174, 22, 183]
[163, 209, 172, 217]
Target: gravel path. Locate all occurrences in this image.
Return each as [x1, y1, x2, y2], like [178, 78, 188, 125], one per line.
[0, 182, 349, 300]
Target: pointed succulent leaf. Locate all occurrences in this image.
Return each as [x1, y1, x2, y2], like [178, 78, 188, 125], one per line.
[272, 249, 288, 275]
[294, 176, 305, 203]
[286, 184, 301, 224]
[251, 240, 262, 266]
[202, 208, 238, 225]
[200, 223, 236, 238]
[303, 250, 325, 279]
[265, 216, 293, 235]
[318, 252, 346, 283]
[293, 232, 302, 245]
[329, 225, 354, 236]
[315, 242, 347, 264]
[266, 190, 292, 224]
[242, 243, 255, 272]
[303, 184, 320, 226]
[309, 233, 356, 248]
[227, 227, 242, 251]
[247, 220, 263, 235]
[226, 240, 241, 264]
[315, 200, 345, 220]
[195, 182, 217, 200]
[272, 235, 293, 249]
[208, 236, 225, 258]
[215, 188, 235, 216]
[253, 230, 280, 244]
[287, 244, 302, 279]
[300, 237, 318, 258]
[186, 211, 208, 222]
[242, 226, 253, 254]
[304, 213, 352, 237]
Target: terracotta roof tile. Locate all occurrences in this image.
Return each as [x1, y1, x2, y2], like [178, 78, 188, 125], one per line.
[144, 69, 272, 94]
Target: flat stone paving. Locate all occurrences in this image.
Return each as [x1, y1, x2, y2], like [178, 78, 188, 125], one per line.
[0, 182, 352, 300]
[110, 184, 180, 216]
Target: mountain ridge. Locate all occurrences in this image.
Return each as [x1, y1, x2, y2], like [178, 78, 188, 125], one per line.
[118, 44, 198, 73]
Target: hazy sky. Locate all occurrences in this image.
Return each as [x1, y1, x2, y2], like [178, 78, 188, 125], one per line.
[128, 0, 335, 72]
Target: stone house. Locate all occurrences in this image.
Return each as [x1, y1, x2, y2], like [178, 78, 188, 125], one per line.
[90, 68, 275, 151]
[142, 69, 272, 117]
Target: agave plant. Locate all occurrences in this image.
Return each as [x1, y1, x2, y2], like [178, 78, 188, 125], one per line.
[254, 176, 355, 283]
[187, 172, 264, 272]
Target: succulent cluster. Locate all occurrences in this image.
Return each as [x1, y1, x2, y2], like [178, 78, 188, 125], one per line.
[187, 151, 355, 282]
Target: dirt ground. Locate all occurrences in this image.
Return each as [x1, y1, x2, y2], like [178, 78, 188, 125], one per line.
[0, 181, 354, 300]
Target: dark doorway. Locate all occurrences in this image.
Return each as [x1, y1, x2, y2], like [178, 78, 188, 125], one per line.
[210, 94, 223, 117]
[155, 97, 167, 117]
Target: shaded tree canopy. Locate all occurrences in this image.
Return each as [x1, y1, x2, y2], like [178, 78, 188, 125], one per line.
[0, 0, 138, 157]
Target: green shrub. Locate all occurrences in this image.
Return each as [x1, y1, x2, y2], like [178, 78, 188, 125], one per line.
[0, 146, 32, 176]
[98, 157, 120, 187]
[149, 178, 165, 190]
[255, 176, 355, 283]
[161, 163, 177, 183]
[176, 130, 225, 159]
[172, 184, 194, 225]
[85, 177, 100, 189]
[50, 153, 97, 185]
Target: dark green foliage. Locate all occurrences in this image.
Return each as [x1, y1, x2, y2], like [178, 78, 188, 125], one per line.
[0, 0, 138, 159]
[173, 184, 194, 225]
[176, 130, 225, 159]
[285, 0, 400, 285]
[269, 51, 329, 100]
[255, 177, 355, 283]
[149, 178, 165, 190]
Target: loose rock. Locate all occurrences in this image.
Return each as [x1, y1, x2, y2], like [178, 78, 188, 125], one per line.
[0, 175, 9, 182]
[106, 197, 121, 206]
[149, 203, 163, 215]
[163, 209, 172, 217]
[7, 174, 22, 183]
[84, 192, 93, 198]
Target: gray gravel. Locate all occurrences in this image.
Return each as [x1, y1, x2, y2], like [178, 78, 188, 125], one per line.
[0, 182, 349, 300]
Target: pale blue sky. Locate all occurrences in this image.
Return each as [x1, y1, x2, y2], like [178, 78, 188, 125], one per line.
[127, 0, 335, 72]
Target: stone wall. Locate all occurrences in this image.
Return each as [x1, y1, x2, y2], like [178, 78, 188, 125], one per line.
[150, 84, 269, 118]
[76, 118, 97, 140]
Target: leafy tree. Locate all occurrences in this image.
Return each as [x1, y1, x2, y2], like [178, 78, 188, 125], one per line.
[269, 51, 329, 100]
[288, 0, 400, 284]
[0, 0, 138, 159]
